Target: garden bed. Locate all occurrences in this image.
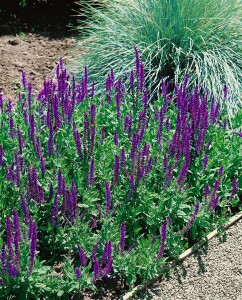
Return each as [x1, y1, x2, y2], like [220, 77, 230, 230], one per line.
[0, 1, 241, 298]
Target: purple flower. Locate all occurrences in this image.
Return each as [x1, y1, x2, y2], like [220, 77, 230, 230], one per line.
[27, 83, 33, 112]
[157, 221, 167, 259]
[232, 131, 242, 138]
[127, 243, 136, 253]
[177, 155, 190, 185]
[0, 145, 4, 166]
[8, 263, 18, 278]
[29, 220, 37, 274]
[9, 116, 15, 138]
[89, 103, 96, 124]
[129, 175, 135, 193]
[78, 245, 87, 267]
[75, 267, 82, 279]
[101, 241, 113, 277]
[6, 216, 14, 262]
[180, 202, 200, 234]
[105, 181, 112, 214]
[121, 147, 126, 168]
[204, 185, 210, 199]
[79, 209, 87, 221]
[223, 85, 228, 99]
[114, 130, 119, 146]
[229, 178, 238, 201]
[93, 258, 99, 283]
[115, 78, 123, 120]
[202, 154, 209, 170]
[20, 193, 30, 223]
[13, 210, 20, 268]
[21, 69, 28, 89]
[29, 114, 36, 142]
[151, 236, 156, 245]
[88, 158, 95, 185]
[91, 241, 100, 261]
[112, 155, 120, 186]
[90, 216, 97, 229]
[0, 94, 3, 112]
[67, 190, 75, 222]
[163, 165, 173, 189]
[120, 222, 126, 252]
[218, 166, 224, 177]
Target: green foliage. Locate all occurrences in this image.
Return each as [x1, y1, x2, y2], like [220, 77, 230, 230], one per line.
[75, 0, 242, 117]
[0, 57, 241, 298]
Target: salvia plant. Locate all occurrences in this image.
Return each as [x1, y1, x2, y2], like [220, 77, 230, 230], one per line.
[76, 0, 242, 118]
[0, 48, 241, 298]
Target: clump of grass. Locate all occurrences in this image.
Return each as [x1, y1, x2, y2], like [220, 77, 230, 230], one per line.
[75, 0, 242, 117]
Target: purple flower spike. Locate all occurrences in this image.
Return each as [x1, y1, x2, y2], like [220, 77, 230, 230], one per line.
[102, 241, 113, 277]
[229, 178, 238, 201]
[112, 155, 120, 186]
[6, 216, 14, 262]
[157, 221, 167, 259]
[0, 145, 4, 166]
[202, 154, 209, 170]
[151, 236, 156, 245]
[218, 166, 224, 177]
[105, 181, 112, 214]
[89, 103, 96, 124]
[21, 69, 28, 89]
[180, 202, 200, 234]
[9, 116, 15, 138]
[177, 155, 190, 185]
[93, 258, 99, 283]
[8, 263, 18, 278]
[88, 158, 95, 185]
[78, 245, 87, 267]
[120, 222, 126, 252]
[114, 130, 119, 146]
[75, 267, 82, 279]
[29, 220, 37, 274]
[204, 185, 210, 199]
[91, 241, 100, 260]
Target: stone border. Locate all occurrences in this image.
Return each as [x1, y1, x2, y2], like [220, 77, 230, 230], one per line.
[121, 211, 242, 300]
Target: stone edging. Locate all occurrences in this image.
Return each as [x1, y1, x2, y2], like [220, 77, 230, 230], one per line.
[121, 211, 242, 300]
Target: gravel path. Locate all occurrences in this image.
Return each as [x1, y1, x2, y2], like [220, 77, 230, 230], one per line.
[137, 219, 242, 300]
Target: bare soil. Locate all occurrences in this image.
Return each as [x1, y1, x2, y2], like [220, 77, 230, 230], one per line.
[0, 32, 76, 101]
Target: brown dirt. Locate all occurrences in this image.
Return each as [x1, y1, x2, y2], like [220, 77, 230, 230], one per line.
[0, 32, 76, 101]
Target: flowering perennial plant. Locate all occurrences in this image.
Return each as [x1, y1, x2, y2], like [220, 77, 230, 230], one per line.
[0, 49, 241, 298]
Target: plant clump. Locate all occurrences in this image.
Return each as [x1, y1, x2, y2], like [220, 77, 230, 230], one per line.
[0, 49, 241, 298]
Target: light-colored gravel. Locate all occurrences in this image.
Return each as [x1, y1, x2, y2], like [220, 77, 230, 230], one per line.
[137, 219, 242, 300]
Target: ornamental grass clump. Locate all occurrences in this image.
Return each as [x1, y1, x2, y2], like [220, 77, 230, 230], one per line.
[76, 0, 242, 117]
[0, 49, 241, 298]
